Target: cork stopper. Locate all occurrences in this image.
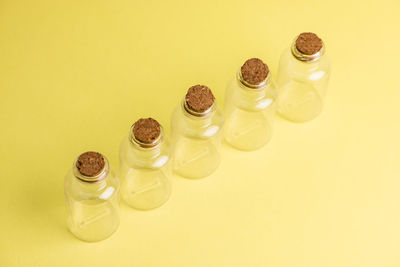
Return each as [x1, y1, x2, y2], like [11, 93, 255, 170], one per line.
[76, 151, 105, 177]
[295, 32, 323, 55]
[240, 58, 269, 85]
[185, 85, 215, 113]
[132, 118, 161, 144]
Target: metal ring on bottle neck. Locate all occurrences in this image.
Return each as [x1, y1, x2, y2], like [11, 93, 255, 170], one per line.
[129, 126, 163, 149]
[237, 69, 270, 89]
[73, 157, 109, 183]
[291, 38, 325, 63]
[182, 98, 215, 118]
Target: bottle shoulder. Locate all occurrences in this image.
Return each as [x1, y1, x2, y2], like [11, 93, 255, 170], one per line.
[119, 136, 171, 169]
[171, 103, 224, 139]
[225, 78, 277, 112]
[279, 48, 331, 75]
[64, 169, 119, 201]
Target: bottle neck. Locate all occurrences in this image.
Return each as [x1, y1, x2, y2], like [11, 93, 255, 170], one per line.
[70, 171, 108, 195]
[289, 52, 324, 74]
[291, 38, 325, 63]
[180, 98, 215, 127]
[73, 156, 109, 183]
[236, 76, 268, 98]
[128, 129, 163, 159]
[233, 71, 275, 111]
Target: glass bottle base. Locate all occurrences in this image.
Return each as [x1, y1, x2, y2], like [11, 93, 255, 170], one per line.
[68, 217, 119, 242]
[173, 162, 220, 179]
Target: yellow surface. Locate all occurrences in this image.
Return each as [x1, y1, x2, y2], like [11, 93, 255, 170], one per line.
[1, 0, 399, 266]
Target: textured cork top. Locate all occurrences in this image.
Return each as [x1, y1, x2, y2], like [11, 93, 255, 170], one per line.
[76, 151, 105, 177]
[295, 32, 323, 55]
[240, 58, 269, 85]
[132, 118, 161, 143]
[185, 85, 215, 113]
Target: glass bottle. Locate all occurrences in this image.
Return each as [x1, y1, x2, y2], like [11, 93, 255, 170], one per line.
[64, 151, 120, 242]
[277, 32, 331, 122]
[171, 85, 224, 179]
[224, 58, 277, 151]
[119, 118, 171, 210]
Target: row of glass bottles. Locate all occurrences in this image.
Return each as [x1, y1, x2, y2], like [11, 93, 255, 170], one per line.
[65, 32, 331, 242]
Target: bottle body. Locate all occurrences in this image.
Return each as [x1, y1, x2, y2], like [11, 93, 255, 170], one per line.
[119, 134, 171, 210]
[224, 75, 276, 151]
[277, 48, 330, 122]
[171, 100, 224, 179]
[64, 165, 120, 242]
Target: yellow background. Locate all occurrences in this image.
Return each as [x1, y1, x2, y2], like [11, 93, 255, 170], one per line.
[1, 0, 399, 266]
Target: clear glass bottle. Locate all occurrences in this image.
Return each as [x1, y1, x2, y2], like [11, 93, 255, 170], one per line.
[171, 85, 224, 179]
[224, 58, 277, 151]
[277, 32, 331, 122]
[119, 118, 171, 210]
[64, 151, 120, 242]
